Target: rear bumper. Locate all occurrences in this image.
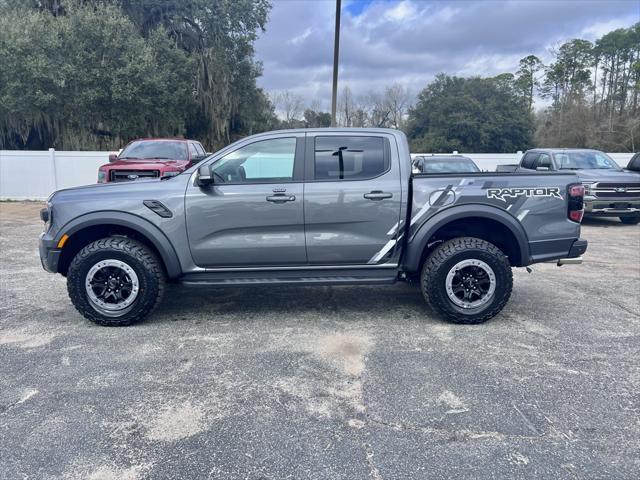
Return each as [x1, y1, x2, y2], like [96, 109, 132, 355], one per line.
[39, 232, 61, 273]
[567, 238, 588, 258]
[542, 238, 587, 266]
[529, 237, 587, 264]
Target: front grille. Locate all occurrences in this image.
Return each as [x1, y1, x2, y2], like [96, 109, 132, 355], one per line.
[594, 182, 640, 189]
[110, 170, 160, 182]
[591, 182, 640, 199]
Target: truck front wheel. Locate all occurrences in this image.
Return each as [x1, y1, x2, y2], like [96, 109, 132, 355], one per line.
[421, 237, 512, 324]
[67, 237, 165, 326]
[619, 216, 640, 225]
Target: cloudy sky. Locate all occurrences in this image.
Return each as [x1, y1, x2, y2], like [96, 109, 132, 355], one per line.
[254, 0, 639, 110]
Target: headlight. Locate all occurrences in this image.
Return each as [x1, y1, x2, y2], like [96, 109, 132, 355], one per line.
[97, 169, 107, 183]
[40, 202, 52, 230]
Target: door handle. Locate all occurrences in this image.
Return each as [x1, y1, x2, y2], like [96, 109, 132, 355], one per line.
[266, 194, 296, 203]
[364, 191, 393, 201]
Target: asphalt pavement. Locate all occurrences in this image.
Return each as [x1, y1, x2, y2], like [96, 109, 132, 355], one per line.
[1, 202, 638, 479]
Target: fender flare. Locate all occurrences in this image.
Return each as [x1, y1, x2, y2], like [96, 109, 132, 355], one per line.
[55, 211, 182, 278]
[403, 204, 531, 271]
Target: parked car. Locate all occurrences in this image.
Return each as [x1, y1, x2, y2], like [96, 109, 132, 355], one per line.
[98, 138, 208, 183]
[40, 128, 587, 327]
[626, 152, 640, 173]
[504, 148, 640, 224]
[413, 155, 480, 174]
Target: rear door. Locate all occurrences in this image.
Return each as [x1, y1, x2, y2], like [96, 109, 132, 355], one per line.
[185, 133, 306, 267]
[303, 133, 402, 265]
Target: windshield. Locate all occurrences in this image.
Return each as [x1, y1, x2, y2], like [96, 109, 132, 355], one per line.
[119, 140, 188, 160]
[418, 157, 480, 173]
[553, 151, 619, 170]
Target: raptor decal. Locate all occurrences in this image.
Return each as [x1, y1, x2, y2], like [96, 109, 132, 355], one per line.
[487, 187, 562, 202]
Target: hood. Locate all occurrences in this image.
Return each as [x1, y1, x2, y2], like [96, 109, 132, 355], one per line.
[103, 159, 189, 170]
[51, 171, 190, 200]
[570, 168, 640, 183]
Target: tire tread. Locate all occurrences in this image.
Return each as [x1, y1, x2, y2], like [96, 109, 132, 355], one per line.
[67, 237, 165, 326]
[421, 237, 513, 324]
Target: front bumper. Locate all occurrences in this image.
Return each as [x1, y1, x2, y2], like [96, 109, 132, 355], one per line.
[584, 197, 640, 216]
[39, 232, 61, 273]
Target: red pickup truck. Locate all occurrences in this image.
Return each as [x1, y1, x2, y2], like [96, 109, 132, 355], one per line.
[98, 138, 208, 183]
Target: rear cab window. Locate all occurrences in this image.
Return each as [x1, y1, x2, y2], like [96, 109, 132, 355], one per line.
[312, 136, 390, 181]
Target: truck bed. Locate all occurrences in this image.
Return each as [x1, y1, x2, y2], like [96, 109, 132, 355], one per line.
[404, 172, 583, 267]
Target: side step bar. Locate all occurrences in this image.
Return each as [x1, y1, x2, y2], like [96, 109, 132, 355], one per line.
[180, 268, 398, 287]
[181, 276, 397, 287]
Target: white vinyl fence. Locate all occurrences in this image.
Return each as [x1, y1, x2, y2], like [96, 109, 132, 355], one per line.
[0, 149, 635, 201]
[1, 149, 109, 200]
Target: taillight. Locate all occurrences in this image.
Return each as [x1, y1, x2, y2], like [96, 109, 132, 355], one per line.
[568, 183, 584, 223]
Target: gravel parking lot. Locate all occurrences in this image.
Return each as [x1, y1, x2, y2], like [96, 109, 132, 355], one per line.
[1, 201, 638, 479]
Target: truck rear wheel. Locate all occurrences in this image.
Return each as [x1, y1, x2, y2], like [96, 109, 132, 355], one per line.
[421, 237, 512, 324]
[67, 237, 165, 326]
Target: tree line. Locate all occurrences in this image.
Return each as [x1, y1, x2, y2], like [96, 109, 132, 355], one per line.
[0, 0, 277, 150]
[0, 1, 637, 153]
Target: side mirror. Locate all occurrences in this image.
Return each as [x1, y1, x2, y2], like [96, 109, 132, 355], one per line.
[108, 153, 118, 163]
[197, 164, 214, 187]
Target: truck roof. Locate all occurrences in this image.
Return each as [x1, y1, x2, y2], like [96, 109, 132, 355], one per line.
[525, 148, 603, 153]
[248, 127, 403, 135]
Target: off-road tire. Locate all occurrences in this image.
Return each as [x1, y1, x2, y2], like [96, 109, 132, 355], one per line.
[619, 216, 640, 225]
[67, 237, 165, 326]
[421, 237, 512, 324]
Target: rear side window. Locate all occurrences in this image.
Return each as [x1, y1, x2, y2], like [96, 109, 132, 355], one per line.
[314, 136, 388, 181]
[521, 152, 539, 169]
[188, 143, 199, 157]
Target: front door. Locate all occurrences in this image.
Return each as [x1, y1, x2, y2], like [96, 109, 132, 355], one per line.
[303, 134, 403, 265]
[185, 133, 306, 267]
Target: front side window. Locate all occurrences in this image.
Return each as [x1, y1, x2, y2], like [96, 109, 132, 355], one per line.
[314, 136, 388, 181]
[536, 153, 553, 169]
[211, 137, 296, 183]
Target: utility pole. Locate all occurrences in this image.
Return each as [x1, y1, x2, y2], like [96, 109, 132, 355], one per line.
[330, 0, 341, 127]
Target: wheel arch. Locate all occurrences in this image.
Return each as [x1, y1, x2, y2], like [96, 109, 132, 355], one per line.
[55, 211, 182, 279]
[403, 204, 530, 272]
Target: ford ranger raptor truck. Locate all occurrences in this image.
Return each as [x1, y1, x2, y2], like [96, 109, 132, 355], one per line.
[517, 148, 640, 225]
[39, 128, 587, 326]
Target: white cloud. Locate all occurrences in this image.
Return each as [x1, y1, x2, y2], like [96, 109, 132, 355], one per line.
[581, 14, 639, 40]
[254, 0, 638, 110]
[385, 1, 416, 22]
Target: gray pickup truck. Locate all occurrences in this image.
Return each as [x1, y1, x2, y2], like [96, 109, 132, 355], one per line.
[39, 128, 587, 326]
[512, 148, 640, 224]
